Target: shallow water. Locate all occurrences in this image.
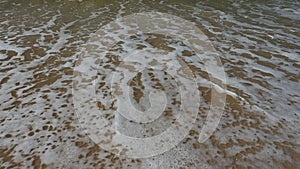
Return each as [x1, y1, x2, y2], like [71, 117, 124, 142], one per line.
[0, 0, 299, 168]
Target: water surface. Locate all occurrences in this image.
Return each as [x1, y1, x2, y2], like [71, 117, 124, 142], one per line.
[0, 0, 299, 168]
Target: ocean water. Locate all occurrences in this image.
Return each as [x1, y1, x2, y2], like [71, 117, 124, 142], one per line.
[0, 0, 299, 168]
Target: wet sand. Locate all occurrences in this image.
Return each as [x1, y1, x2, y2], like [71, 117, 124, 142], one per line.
[0, 0, 299, 168]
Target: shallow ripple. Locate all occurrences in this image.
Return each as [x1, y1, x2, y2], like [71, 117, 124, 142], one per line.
[0, 0, 299, 168]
